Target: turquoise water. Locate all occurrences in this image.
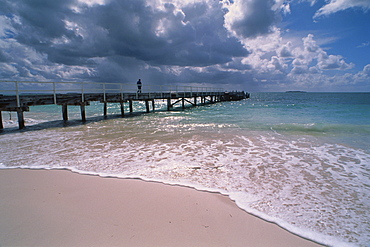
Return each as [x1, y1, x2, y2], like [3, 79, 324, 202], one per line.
[1, 92, 369, 246]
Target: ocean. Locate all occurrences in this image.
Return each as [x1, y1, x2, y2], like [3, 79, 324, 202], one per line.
[1, 92, 369, 246]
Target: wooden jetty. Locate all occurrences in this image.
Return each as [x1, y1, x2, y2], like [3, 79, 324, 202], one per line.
[0, 81, 249, 130]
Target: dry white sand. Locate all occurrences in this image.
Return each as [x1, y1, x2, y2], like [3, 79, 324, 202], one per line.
[0, 169, 324, 247]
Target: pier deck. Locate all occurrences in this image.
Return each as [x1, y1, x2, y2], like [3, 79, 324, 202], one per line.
[0, 81, 248, 129]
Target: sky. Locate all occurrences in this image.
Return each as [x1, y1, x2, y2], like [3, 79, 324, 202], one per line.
[0, 0, 369, 92]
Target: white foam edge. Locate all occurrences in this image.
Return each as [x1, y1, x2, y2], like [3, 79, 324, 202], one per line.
[0, 164, 356, 247]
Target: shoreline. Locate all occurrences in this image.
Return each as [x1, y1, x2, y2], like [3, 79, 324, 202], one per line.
[0, 168, 324, 247]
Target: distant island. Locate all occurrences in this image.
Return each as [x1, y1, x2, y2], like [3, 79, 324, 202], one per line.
[285, 91, 307, 93]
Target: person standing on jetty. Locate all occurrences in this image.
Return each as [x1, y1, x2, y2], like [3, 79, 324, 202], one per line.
[137, 79, 142, 93]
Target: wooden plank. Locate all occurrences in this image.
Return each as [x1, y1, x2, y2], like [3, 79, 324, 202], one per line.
[183, 98, 195, 106]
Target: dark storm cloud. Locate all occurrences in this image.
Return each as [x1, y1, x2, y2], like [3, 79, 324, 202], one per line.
[2, 0, 248, 68]
[5, 0, 74, 47]
[225, 0, 279, 39]
[94, 0, 248, 66]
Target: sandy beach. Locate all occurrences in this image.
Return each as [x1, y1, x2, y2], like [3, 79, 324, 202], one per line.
[0, 169, 324, 247]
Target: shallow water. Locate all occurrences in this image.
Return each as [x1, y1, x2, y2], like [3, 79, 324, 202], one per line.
[1, 92, 369, 246]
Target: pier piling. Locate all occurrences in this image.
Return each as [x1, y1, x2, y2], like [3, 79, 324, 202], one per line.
[80, 105, 86, 122]
[167, 98, 171, 111]
[17, 109, 25, 130]
[129, 100, 133, 113]
[104, 102, 107, 118]
[0, 111, 3, 130]
[62, 104, 68, 122]
[145, 100, 150, 113]
[120, 102, 125, 117]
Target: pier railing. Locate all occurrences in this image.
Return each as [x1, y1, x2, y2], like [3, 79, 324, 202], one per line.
[0, 81, 224, 107]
